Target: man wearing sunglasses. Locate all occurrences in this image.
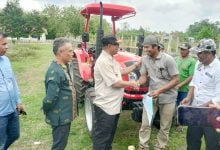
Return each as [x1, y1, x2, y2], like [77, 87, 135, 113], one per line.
[93, 35, 140, 150]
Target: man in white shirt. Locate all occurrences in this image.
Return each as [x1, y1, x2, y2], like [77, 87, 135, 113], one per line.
[182, 39, 220, 150]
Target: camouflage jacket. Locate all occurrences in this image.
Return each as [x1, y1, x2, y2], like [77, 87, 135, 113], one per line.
[42, 61, 76, 126]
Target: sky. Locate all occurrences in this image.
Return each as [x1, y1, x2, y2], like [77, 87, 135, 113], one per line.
[0, 0, 220, 33]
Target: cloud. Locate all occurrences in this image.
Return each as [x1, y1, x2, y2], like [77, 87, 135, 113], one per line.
[20, 0, 42, 11]
[0, 0, 220, 32]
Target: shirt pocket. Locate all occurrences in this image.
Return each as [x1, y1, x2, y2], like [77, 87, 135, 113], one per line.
[1, 67, 13, 79]
[156, 66, 169, 80]
[0, 69, 13, 92]
[113, 62, 121, 78]
[203, 72, 214, 88]
[0, 80, 8, 92]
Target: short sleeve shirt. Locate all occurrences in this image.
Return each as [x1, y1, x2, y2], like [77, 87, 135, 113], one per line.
[140, 52, 179, 104]
[176, 56, 196, 92]
[94, 50, 124, 115]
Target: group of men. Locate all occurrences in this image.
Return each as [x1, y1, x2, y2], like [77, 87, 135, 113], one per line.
[92, 35, 220, 150]
[0, 31, 220, 150]
[139, 37, 220, 150]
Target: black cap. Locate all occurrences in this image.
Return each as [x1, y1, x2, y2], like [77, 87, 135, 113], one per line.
[101, 35, 119, 46]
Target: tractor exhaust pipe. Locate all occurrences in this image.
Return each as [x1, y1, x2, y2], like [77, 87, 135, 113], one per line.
[95, 1, 104, 59]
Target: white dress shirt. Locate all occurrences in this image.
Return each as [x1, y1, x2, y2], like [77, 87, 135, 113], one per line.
[190, 58, 220, 106]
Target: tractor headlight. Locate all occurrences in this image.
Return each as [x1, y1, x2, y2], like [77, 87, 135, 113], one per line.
[128, 72, 138, 81]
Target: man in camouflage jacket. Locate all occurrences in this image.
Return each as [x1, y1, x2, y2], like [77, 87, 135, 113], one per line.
[42, 38, 76, 150]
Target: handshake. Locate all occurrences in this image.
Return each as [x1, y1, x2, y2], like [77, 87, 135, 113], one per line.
[128, 81, 140, 89]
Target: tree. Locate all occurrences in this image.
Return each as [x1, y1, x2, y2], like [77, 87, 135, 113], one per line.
[186, 19, 220, 40]
[88, 16, 111, 36]
[23, 11, 47, 38]
[1, 0, 25, 38]
[117, 25, 150, 39]
[42, 5, 64, 39]
[62, 6, 84, 38]
[0, 0, 46, 38]
[0, 9, 3, 31]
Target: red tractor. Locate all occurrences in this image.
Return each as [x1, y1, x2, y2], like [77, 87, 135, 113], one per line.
[71, 2, 148, 135]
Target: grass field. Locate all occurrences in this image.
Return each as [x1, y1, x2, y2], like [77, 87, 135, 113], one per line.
[6, 43, 205, 150]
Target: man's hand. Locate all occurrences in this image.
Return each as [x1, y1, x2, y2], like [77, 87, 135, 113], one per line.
[130, 81, 140, 89]
[149, 90, 161, 99]
[209, 103, 220, 133]
[209, 103, 220, 109]
[175, 84, 181, 90]
[16, 103, 25, 112]
[134, 60, 141, 68]
[181, 97, 191, 106]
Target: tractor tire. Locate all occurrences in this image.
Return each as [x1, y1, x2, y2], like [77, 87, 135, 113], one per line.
[70, 59, 88, 103]
[84, 87, 95, 136]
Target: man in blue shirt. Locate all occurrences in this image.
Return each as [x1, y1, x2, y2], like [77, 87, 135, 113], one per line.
[0, 32, 24, 150]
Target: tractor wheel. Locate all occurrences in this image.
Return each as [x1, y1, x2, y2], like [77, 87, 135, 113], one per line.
[84, 87, 95, 136]
[70, 59, 88, 103]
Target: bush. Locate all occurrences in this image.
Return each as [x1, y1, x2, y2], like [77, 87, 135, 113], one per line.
[6, 43, 39, 61]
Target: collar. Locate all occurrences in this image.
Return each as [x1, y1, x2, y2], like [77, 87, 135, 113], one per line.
[197, 57, 217, 69]
[149, 51, 162, 60]
[102, 50, 113, 60]
[156, 52, 162, 59]
[53, 60, 67, 69]
[208, 57, 217, 67]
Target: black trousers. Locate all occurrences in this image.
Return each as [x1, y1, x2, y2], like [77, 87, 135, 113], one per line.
[51, 123, 71, 150]
[187, 126, 220, 150]
[92, 105, 120, 150]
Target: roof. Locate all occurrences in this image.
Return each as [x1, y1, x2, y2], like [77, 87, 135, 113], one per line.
[80, 3, 136, 20]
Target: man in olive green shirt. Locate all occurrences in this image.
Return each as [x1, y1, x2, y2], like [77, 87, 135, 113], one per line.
[42, 38, 76, 150]
[175, 43, 196, 106]
[138, 35, 179, 150]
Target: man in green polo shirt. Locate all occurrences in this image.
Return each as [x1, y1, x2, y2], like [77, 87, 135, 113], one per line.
[175, 43, 196, 106]
[42, 38, 76, 150]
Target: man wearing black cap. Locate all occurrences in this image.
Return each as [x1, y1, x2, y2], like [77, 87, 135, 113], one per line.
[92, 35, 140, 150]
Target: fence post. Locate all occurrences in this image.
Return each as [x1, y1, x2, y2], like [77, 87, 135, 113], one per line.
[176, 36, 179, 53]
[167, 34, 172, 53]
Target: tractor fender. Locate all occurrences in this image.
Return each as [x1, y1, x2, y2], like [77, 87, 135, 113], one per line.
[73, 48, 93, 82]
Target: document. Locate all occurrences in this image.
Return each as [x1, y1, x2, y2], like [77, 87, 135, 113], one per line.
[143, 93, 153, 125]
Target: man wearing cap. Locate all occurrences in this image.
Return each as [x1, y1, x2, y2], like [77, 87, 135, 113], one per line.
[93, 35, 140, 150]
[175, 43, 196, 106]
[159, 43, 165, 52]
[137, 35, 179, 150]
[182, 39, 220, 150]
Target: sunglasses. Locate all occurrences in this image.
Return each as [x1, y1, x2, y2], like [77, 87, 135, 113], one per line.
[110, 42, 119, 46]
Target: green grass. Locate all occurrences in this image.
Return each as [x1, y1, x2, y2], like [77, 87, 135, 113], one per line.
[7, 43, 205, 150]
